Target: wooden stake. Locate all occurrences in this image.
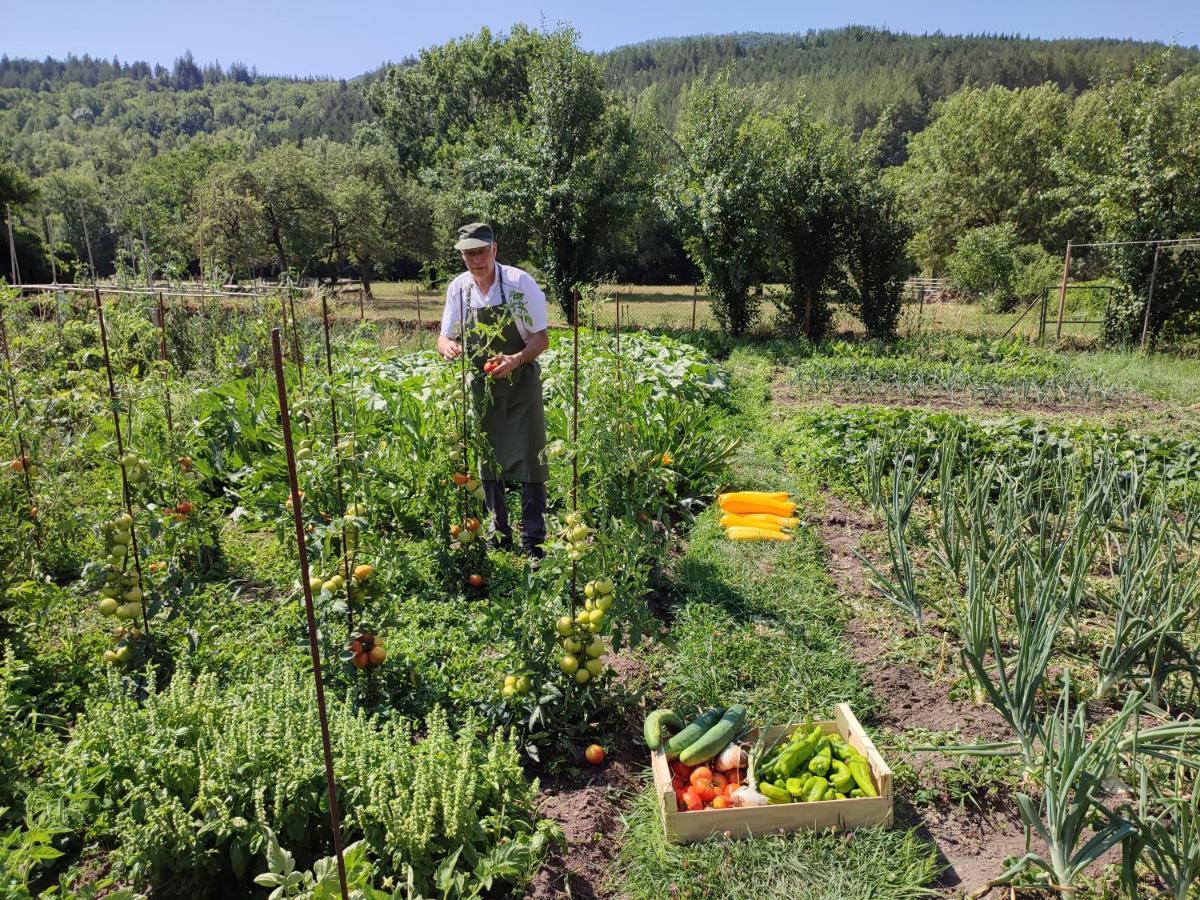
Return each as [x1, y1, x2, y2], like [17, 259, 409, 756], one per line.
[81, 202, 149, 635]
[1140, 244, 1161, 351]
[1055, 240, 1073, 340]
[270, 328, 350, 900]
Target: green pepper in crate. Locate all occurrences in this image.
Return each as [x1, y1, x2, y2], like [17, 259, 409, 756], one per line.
[807, 745, 831, 777]
[833, 791, 848, 800]
[803, 776, 830, 802]
[850, 788, 865, 798]
[829, 759, 854, 794]
[848, 759, 878, 797]
[760, 781, 793, 804]
[785, 775, 809, 798]
[773, 725, 822, 777]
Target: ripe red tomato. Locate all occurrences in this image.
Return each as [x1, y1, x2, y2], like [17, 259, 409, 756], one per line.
[682, 789, 703, 811]
[584, 744, 605, 765]
[483, 360, 498, 374]
[670, 760, 693, 780]
[467, 573, 484, 588]
[688, 766, 713, 787]
[176, 501, 193, 516]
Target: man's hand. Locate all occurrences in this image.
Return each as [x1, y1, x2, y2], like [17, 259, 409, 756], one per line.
[486, 353, 522, 378]
[437, 335, 463, 361]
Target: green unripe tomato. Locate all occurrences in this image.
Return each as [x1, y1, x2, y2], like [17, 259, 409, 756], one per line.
[123, 586, 143, 603]
[501, 685, 516, 698]
[585, 638, 605, 659]
[563, 638, 582, 654]
[555, 616, 574, 637]
[504, 675, 517, 688]
[98, 597, 119, 616]
[559, 654, 579, 675]
[588, 609, 604, 625]
[516, 675, 532, 693]
[584, 581, 596, 599]
[585, 658, 604, 677]
[595, 577, 614, 595]
[574, 668, 591, 684]
[116, 513, 133, 530]
[596, 594, 613, 611]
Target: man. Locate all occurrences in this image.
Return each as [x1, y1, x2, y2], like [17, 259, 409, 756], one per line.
[437, 222, 550, 558]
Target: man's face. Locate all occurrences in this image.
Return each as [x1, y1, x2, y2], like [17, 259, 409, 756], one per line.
[461, 243, 497, 278]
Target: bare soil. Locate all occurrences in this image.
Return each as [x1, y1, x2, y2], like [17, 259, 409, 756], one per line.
[814, 490, 1045, 896]
[524, 654, 652, 900]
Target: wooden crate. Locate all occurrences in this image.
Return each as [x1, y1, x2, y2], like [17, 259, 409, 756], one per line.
[651, 703, 893, 843]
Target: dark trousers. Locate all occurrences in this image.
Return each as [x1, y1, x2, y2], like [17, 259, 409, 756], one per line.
[482, 480, 546, 554]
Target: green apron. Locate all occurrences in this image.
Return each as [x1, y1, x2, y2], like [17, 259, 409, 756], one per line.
[464, 271, 549, 484]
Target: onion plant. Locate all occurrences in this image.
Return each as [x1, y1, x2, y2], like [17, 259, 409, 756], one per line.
[984, 674, 1137, 896]
[1122, 756, 1200, 899]
[1094, 498, 1199, 702]
[959, 541, 1077, 768]
[855, 447, 932, 628]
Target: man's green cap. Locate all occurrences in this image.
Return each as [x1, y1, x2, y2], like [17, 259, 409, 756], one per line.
[454, 222, 494, 250]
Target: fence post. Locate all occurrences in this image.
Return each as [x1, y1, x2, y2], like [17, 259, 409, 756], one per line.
[1055, 240, 1073, 340]
[1140, 244, 1161, 351]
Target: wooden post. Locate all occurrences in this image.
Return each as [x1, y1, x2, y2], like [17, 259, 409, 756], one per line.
[414, 284, 423, 347]
[1140, 244, 1161, 351]
[1038, 286, 1049, 345]
[270, 328, 350, 900]
[5, 204, 21, 286]
[691, 285, 698, 332]
[1055, 240, 1073, 340]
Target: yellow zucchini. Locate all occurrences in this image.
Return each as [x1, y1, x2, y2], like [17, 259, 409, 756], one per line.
[725, 526, 793, 541]
[720, 513, 786, 531]
[743, 513, 800, 527]
[718, 490, 790, 503]
[719, 497, 796, 516]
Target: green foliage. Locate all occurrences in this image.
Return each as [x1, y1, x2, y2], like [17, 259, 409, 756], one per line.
[761, 104, 853, 340]
[659, 75, 771, 337]
[945, 224, 1022, 302]
[31, 667, 547, 896]
[1059, 58, 1200, 345]
[892, 84, 1072, 271]
[841, 174, 911, 339]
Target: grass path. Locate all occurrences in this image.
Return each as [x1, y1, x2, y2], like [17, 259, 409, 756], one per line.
[609, 348, 939, 899]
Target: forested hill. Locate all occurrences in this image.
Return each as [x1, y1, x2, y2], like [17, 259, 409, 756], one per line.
[601, 28, 1200, 130]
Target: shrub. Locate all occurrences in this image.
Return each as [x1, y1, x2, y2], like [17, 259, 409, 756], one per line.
[945, 224, 1020, 306]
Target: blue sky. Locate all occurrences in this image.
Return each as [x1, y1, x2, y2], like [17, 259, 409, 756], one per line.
[3, 0, 1197, 79]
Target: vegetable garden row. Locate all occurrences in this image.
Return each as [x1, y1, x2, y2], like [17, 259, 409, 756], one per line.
[2, 284, 1199, 898]
[0, 284, 738, 897]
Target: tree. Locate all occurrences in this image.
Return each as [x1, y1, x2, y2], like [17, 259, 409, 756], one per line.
[891, 84, 1072, 271]
[196, 157, 266, 280]
[370, 26, 638, 317]
[843, 173, 912, 340]
[659, 76, 771, 337]
[1060, 58, 1200, 345]
[762, 104, 855, 340]
[251, 144, 329, 275]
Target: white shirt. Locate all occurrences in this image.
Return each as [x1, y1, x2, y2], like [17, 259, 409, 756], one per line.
[440, 264, 549, 342]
